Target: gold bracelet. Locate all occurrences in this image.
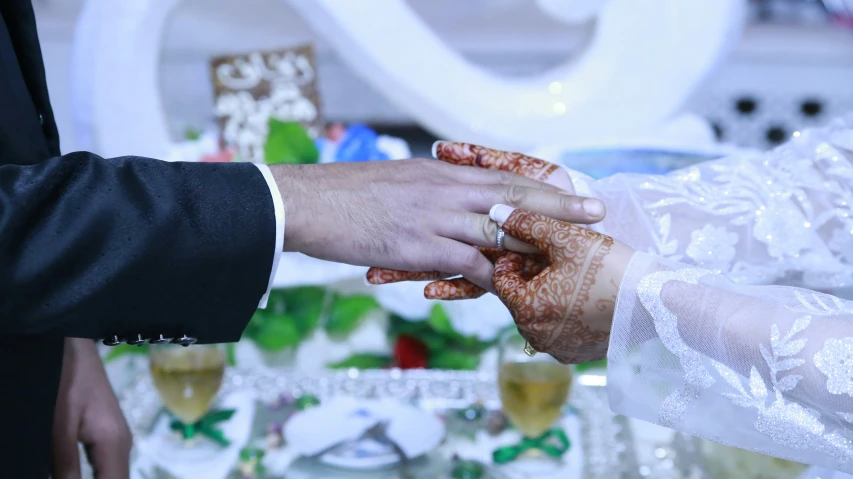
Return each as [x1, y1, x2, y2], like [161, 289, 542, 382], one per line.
[523, 341, 537, 357]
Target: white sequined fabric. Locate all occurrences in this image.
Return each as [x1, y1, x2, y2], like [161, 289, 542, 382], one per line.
[598, 115, 853, 472]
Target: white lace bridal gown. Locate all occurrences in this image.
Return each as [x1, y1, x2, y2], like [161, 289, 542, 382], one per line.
[566, 115, 853, 476]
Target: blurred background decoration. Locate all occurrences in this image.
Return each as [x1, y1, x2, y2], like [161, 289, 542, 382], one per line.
[29, 0, 850, 157]
[32, 0, 852, 477]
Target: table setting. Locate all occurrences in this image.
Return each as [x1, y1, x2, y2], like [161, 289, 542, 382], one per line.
[114, 332, 637, 479]
[91, 324, 810, 479]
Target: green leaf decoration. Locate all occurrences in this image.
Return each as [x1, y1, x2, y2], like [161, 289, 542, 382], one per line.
[184, 128, 201, 141]
[325, 295, 380, 340]
[387, 314, 427, 338]
[419, 330, 449, 352]
[239, 447, 265, 462]
[253, 313, 301, 351]
[264, 119, 319, 165]
[427, 305, 457, 337]
[574, 358, 607, 372]
[428, 350, 480, 371]
[103, 343, 149, 363]
[328, 353, 391, 370]
[280, 287, 325, 337]
[427, 305, 488, 350]
[246, 287, 325, 351]
[225, 343, 237, 367]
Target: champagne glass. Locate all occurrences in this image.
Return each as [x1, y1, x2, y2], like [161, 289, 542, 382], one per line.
[496, 329, 573, 469]
[150, 343, 226, 425]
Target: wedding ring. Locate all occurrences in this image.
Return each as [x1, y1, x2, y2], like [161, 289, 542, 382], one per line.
[523, 341, 538, 357]
[496, 227, 506, 250]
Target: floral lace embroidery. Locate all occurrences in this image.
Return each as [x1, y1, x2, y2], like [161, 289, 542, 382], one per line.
[622, 129, 853, 287]
[712, 316, 853, 462]
[814, 337, 853, 397]
[685, 224, 738, 273]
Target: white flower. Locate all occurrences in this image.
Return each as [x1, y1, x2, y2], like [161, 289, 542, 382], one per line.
[814, 337, 853, 396]
[294, 330, 351, 372]
[443, 294, 514, 342]
[685, 224, 738, 271]
[164, 130, 219, 162]
[342, 312, 391, 354]
[373, 281, 436, 321]
[376, 135, 411, 160]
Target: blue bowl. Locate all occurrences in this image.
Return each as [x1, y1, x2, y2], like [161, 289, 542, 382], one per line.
[554, 148, 722, 179]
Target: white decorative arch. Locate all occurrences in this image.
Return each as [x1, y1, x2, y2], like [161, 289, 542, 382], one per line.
[72, 0, 746, 158]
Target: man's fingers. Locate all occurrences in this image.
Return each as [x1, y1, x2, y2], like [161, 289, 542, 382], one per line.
[433, 141, 561, 184]
[51, 432, 82, 479]
[84, 434, 131, 479]
[365, 268, 447, 285]
[493, 252, 528, 306]
[424, 278, 487, 300]
[427, 240, 496, 293]
[469, 184, 604, 224]
[438, 213, 540, 254]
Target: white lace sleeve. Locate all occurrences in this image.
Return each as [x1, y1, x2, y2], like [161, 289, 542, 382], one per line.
[571, 115, 853, 290]
[608, 251, 853, 472]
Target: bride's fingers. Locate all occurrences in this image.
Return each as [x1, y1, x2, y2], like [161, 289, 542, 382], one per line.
[433, 142, 561, 183]
[424, 278, 486, 300]
[423, 253, 550, 300]
[493, 252, 529, 305]
[365, 268, 447, 285]
[434, 141, 576, 193]
[521, 254, 550, 280]
[366, 247, 499, 286]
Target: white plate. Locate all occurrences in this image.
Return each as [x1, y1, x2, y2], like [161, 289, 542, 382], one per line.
[284, 397, 445, 469]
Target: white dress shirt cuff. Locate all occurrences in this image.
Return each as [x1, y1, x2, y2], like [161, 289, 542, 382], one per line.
[253, 164, 284, 309]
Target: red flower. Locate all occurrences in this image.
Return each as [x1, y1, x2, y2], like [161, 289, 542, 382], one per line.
[393, 335, 428, 369]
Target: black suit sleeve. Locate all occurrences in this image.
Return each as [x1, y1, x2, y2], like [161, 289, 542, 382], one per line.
[0, 152, 276, 343]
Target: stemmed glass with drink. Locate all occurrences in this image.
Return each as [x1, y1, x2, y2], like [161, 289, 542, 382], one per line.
[495, 330, 573, 473]
[149, 343, 227, 442]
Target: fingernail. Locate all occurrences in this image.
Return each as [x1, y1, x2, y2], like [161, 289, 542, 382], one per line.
[490, 204, 516, 224]
[363, 271, 372, 286]
[431, 141, 445, 159]
[583, 198, 605, 218]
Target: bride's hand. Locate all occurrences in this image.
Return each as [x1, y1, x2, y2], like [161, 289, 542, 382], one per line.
[490, 205, 634, 364]
[366, 143, 602, 300]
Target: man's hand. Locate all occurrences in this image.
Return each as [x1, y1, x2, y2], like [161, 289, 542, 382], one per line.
[271, 159, 605, 293]
[52, 338, 131, 479]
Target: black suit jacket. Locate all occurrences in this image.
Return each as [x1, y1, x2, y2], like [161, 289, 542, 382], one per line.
[0, 2, 276, 476]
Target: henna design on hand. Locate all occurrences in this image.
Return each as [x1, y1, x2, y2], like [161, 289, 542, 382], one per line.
[424, 278, 487, 300]
[365, 268, 446, 285]
[365, 247, 505, 287]
[422, 251, 550, 300]
[494, 209, 615, 364]
[434, 142, 559, 182]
